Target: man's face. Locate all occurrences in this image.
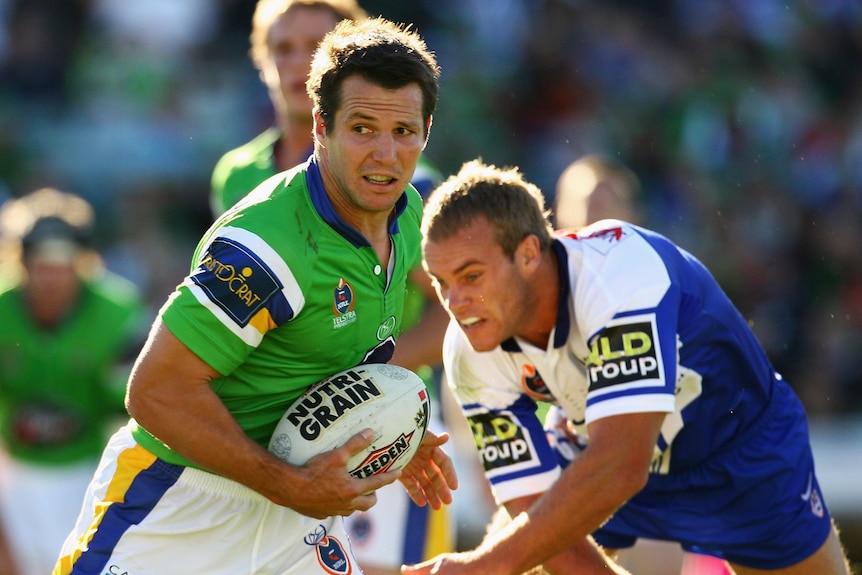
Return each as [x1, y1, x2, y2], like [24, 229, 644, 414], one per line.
[24, 249, 82, 325]
[315, 75, 428, 219]
[423, 216, 530, 352]
[263, 6, 341, 121]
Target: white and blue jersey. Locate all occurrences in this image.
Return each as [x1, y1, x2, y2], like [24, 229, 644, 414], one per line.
[444, 220, 833, 568]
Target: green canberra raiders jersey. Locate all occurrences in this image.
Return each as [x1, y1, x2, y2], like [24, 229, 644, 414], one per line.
[132, 156, 424, 467]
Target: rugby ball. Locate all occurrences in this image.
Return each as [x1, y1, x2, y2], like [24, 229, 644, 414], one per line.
[268, 363, 430, 478]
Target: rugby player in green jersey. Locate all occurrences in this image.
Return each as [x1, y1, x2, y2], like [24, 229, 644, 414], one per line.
[54, 17, 457, 575]
[0, 188, 146, 575]
[210, 3, 454, 573]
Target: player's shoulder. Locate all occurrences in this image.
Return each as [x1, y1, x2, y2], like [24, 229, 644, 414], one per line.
[411, 155, 443, 199]
[0, 269, 19, 297]
[88, 268, 141, 300]
[401, 183, 424, 229]
[558, 220, 669, 270]
[201, 167, 324, 278]
[558, 219, 641, 250]
[214, 128, 280, 169]
[220, 164, 308, 216]
[211, 128, 281, 211]
[558, 221, 674, 322]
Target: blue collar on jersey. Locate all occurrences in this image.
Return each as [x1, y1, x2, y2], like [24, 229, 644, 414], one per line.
[304, 155, 408, 248]
[501, 238, 571, 352]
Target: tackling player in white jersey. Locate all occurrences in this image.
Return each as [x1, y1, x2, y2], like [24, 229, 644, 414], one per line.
[404, 159, 851, 575]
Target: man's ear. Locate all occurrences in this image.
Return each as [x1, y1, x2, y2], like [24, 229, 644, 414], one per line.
[422, 115, 433, 151]
[313, 110, 326, 148]
[517, 234, 542, 272]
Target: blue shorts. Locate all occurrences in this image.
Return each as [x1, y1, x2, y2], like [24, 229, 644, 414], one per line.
[592, 383, 833, 569]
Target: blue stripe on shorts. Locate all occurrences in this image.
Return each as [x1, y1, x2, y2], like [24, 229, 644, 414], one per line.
[71, 459, 182, 574]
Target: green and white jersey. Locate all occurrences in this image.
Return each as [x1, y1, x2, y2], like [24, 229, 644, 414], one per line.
[132, 157, 424, 467]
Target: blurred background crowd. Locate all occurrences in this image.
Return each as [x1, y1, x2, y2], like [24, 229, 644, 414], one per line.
[3, 0, 861, 419]
[1, 0, 861, 569]
[1, 0, 860, 416]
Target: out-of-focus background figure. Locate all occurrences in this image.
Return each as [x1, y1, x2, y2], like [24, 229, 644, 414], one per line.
[553, 154, 643, 230]
[0, 188, 146, 575]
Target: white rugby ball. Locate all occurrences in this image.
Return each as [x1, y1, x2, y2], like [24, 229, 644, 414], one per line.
[268, 363, 430, 478]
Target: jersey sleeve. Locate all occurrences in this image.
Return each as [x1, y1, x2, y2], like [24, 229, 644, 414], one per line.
[443, 324, 562, 505]
[569, 225, 678, 425]
[161, 224, 305, 376]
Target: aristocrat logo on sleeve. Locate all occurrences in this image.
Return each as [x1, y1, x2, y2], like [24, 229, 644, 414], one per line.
[192, 237, 283, 327]
[585, 315, 662, 391]
[468, 411, 535, 472]
[332, 277, 357, 329]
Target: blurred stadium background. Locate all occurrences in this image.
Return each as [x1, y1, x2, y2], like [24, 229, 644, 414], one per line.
[1, 0, 860, 570]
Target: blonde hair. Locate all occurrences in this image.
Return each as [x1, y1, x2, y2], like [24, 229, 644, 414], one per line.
[249, 0, 367, 71]
[0, 187, 94, 242]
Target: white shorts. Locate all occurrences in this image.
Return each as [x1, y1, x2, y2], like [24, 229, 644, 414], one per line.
[0, 453, 98, 575]
[343, 407, 455, 569]
[54, 425, 358, 575]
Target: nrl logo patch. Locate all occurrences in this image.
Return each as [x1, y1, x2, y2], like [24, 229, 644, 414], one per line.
[305, 524, 353, 575]
[332, 277, 357, 329]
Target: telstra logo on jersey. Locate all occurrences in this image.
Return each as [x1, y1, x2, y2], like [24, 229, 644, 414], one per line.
[585, 316, 661, 390]
[332, 277, 357, 329]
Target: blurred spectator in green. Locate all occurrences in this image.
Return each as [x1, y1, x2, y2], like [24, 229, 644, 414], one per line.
[0, 187, 147, 575]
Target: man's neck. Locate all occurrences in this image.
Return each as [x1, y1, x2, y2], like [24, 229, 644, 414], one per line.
[275, 115, 314, 171]
[518, 250, 561, 349]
